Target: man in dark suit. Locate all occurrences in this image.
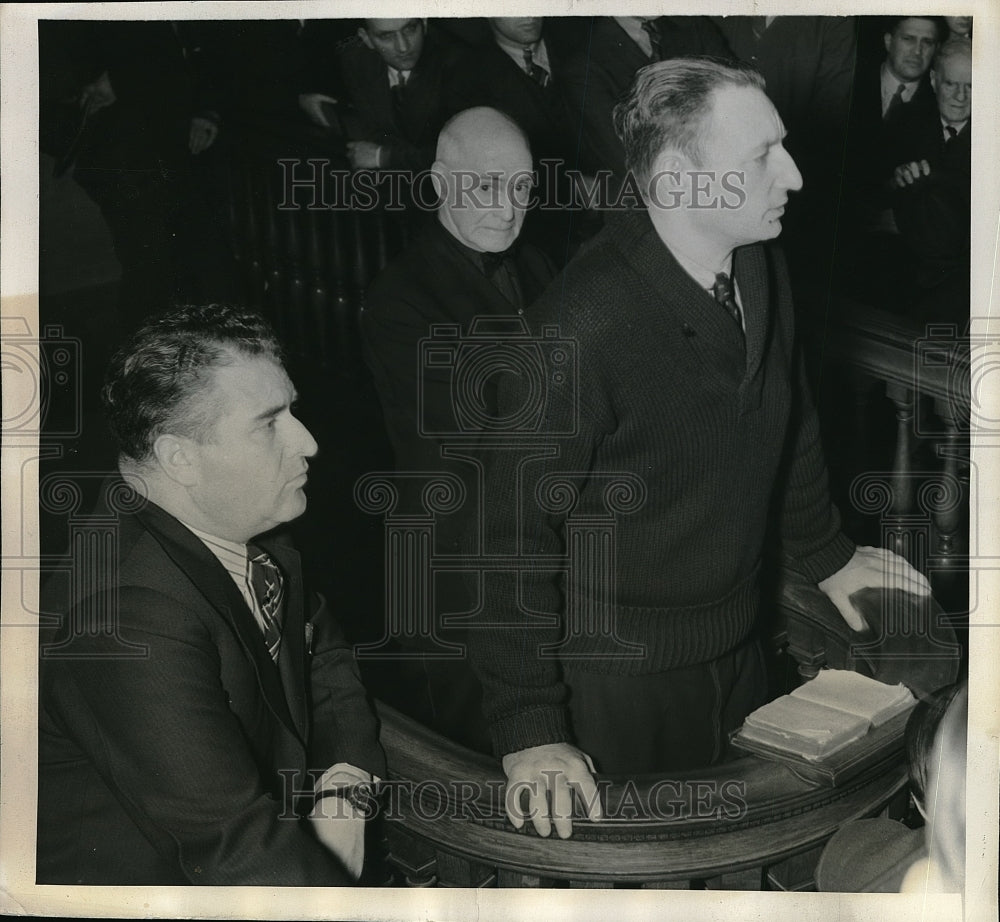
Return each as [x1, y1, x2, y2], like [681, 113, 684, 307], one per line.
[37, 305, 385, 885]
[843, 17, 942, 221]
[360, 108, 556, 751]
[476, 17, 592, 262]
[301, 18, 483, 173]
[888, 39, 971, 319]
[561, 16, 731, 182]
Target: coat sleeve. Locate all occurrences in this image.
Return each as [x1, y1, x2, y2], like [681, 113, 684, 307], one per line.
[306, 591, 387, 778]
[45, 585, 354, 886]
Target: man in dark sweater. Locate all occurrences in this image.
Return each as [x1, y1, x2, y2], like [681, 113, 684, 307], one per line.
[466, 58, 931, 838]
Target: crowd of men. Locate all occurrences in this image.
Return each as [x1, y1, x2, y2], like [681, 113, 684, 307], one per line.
[40, 15, 972, 323]
[37, 14, 969, 889]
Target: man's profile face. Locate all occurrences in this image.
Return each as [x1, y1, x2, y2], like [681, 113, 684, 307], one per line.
[437, 131, 534, 253]
[931, 53, 972, 125]
[676, 84, 802, 252]
[360, 18, 425, 72]
[490, 18, 544, 45]
[186, 352, 318, 543]
[884, 19, 939, 82]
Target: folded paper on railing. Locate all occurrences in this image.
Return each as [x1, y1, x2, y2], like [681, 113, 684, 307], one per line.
[732, 670, 918, 785]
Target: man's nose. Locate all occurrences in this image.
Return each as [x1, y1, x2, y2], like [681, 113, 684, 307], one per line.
[291, 416, 319, 458]
[775, 145, 803, 192]
[954, 84, 970, 102]
[394, 33, 411, 54]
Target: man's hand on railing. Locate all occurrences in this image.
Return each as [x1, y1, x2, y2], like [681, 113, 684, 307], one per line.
[818, 545, 932, 632]
[501, 742, 603, 839]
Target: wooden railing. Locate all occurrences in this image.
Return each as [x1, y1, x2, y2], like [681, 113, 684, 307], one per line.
[371, 700, 909, 890]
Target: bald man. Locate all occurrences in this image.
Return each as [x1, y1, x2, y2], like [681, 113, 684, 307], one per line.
[359, 108, 556, 749]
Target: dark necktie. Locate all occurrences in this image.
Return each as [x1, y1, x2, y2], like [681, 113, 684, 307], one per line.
[391, 71, 407, 118]
[247, 545, 285, 662]
[945, 125, 959, 143]
[751, 15, 769, 40]
[522, 46, 550, 87]
[885, 82, 906, 120]
[711, 273, 745, 345]
[481, 250, 524, 310]
[640, 20, 662, 61]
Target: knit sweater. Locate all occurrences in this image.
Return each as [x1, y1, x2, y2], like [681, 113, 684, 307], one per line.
[467, 209, 856, 757]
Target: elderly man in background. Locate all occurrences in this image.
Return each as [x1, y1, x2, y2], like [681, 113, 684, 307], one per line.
[38, 305, 385, 884]
[889, 38, 972, 320]
[360, 107, 556, 752]
[466, 57, 931, 838]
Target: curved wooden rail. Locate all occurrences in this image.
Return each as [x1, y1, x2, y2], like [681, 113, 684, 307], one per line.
[374, 701, 908, 888]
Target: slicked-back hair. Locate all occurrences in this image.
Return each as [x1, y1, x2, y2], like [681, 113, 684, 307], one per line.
[102, 304, 284, 464]
[613, 56, 765, 194]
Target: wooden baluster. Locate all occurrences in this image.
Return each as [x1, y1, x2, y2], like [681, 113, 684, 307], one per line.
[496, 869, 555, 888]
[929, 395, 967, 597]
[702, 867, 765, 890]
[302, 203, 330, 364]
[273, 167, 305, 357]
[260, 165, 284, 339]
[434, 851, 496, 887]
[885, 382, 916, 556]
[241, 162, 265, 313]
[384, 826, 438, 887]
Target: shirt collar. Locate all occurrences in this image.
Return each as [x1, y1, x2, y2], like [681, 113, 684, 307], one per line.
[615, 17, 656, 58]
[492, 31, 549, 74]
[182, 521, 248, 579]
[941, 117, 969, 138]
[880, 61, 920, 112]
[387, 67, 411, 88]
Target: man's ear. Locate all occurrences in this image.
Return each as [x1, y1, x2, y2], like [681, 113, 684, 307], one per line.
[883, 31, 893, 56]
[929, 67, 939, 93]
[358, 25, 373, 50]
[646, 148, 688, 205]
[151, 433, 199, 487]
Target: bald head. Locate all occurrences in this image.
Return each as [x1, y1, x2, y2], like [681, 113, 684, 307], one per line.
[433, 108, 534, 253]
[436, 107, 529, 167]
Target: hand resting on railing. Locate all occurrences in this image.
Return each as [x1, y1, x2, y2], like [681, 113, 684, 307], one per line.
[818, 545, 931, 632]
[501, 742, 603, 839]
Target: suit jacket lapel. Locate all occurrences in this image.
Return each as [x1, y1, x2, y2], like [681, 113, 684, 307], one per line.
[133, 498, 302, 742]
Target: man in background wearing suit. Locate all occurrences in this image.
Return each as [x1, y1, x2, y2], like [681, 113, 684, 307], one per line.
[889, 39, 971, 320]
[477, 17, 588, 263]
[37, 305, 385, 885]
[302, 18, 483, 173]
[360, 108, 556, 751]
[562, 16, 731, 183]
[843, 16, 942, 226]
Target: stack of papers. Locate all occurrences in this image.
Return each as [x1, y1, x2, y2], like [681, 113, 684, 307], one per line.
[740, 670, 917, 762]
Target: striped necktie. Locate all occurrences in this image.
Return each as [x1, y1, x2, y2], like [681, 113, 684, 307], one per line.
[711, 272, 745, 347]
[247, 545, 285, 661]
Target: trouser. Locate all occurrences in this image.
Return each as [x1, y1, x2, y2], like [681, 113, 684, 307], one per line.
[563, 636, 768, 774]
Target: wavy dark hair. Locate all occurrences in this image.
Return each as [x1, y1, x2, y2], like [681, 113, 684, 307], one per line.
[101, 304, 283, 463]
